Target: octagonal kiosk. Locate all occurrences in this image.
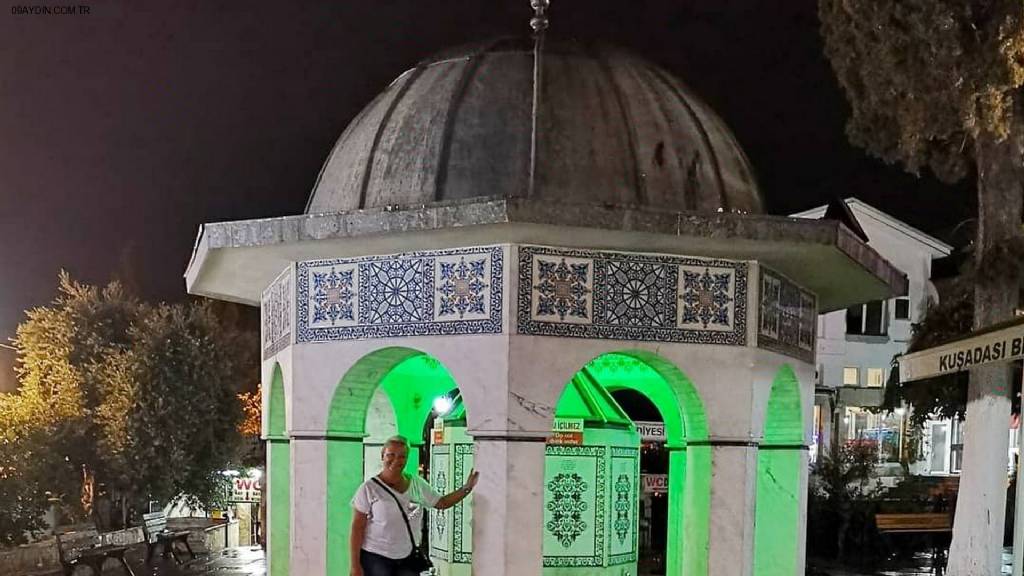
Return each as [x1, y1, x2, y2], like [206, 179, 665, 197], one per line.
[187, 30, 910, 576]
[430, 370, 640, 576]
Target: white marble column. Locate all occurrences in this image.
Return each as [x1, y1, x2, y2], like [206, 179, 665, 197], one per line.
[289, 436, 327, 576]
[470, 437, 547, 576]
[706, 441, 759, 576]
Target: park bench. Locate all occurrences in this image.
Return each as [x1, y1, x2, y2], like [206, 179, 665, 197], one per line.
[875, 513, 952, 574]
[141, 511, 195, 564]
[55, 527, 135, 576]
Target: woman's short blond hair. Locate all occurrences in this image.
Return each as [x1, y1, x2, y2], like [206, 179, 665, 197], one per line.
[381, 435, 410, 456]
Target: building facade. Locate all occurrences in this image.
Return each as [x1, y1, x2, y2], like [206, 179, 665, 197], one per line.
[793, 199, 952, 469]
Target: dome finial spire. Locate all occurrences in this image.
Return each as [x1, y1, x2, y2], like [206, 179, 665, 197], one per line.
[530, 0, 549, 34]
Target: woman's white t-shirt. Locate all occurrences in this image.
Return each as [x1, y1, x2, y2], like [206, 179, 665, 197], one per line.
[351, 475, 441, 560]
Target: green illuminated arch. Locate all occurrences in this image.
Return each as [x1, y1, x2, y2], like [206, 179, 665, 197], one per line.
[753, 364, 804, 576]
[267, 363, 290, 576]
[325, 348, 459, 576]
[581, 351, 711, 576]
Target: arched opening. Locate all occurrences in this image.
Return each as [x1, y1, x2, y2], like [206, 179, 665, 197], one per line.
[266, 363, 290, 576]
[324, 347, 462, 576]
[426, 388, 471, 573]
[609, 389, 668, 573]
[541, 359, 639, 574]
[753, 364, 804, 576]
[584, 351, 710, 576]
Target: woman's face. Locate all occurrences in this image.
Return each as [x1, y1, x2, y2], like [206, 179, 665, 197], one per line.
[381, 442, 408, 474]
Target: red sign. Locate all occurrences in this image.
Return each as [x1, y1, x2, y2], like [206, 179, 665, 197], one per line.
[230, 477, 262, 503]
[547, 431, 583, 445]
[432, 429, 445, 445]
[642, 474, 668, 494]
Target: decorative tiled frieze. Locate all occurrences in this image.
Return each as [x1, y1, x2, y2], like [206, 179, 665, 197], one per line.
[609, 447, 639, 565]
[543, 445, 606, 568]
[518, 246, 748, 345]
[435, 254, 491, 321]
[595, 260, 676, 328]
[758, 267, 817, 363]
[262, 267, 292, 359]
[430, 446, 451, 562]
[678, 264, 737, 331]
[295, 246, 503, 342]
[452, 443, 474, 563]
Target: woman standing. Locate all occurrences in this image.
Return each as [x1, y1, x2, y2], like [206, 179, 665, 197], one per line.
[350, 435, 479, 576]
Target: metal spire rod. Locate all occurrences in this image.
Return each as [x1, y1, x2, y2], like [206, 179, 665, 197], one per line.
[530, 0, 549, 34]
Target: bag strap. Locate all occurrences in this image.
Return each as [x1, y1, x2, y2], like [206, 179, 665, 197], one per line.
[371, 477, 418, 548]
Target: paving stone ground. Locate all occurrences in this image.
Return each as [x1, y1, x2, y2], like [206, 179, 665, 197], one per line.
[805, 548, 1013, 576]
[41, 546, 1015, 576]
[29, 545, 267, 576]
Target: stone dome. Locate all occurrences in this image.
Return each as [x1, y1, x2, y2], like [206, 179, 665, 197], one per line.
[306, 37, 762, 215]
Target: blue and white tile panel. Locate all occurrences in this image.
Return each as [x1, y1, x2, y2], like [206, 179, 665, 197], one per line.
[262, 266, 293, 359]
[295, 246, 504, 343]
[517, 245, 748, 345]
[757, 267, 817, 363]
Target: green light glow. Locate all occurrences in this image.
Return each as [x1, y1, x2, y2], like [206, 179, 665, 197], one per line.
[553, 368, 633, 424]
[666, 448, 686, 575]
[267, 364, 290, 576]
[268, 363, 286, 437]
[321, 348, 716, 576]
[378, 354, 458, 473]
[683, 445, 712, 576]
[326, 438, 363, 576]
[324, 349, 459, 576]
[753, 365, 803, 576]
[583, 352, 711, 576]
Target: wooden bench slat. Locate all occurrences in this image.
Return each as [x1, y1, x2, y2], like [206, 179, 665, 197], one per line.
[875, 513, 952, 533]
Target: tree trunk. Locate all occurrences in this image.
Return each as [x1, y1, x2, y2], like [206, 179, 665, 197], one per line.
[947, 116, 1024, 575]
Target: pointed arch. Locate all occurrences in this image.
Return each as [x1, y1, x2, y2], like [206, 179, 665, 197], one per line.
[762, 364, 803, 445]
[325, 347, 462, 576]
[268, 362, 287, 436]
[579, 350, 711, 576]
[266, 363, 290, 576]
[754, 364, 805, 576]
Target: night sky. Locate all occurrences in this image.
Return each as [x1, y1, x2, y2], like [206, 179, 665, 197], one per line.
[0, 1, 974, 389]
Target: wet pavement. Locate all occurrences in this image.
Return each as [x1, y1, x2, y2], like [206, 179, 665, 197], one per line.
[37, 547, 1015, 576]
[30, 546, 267, 576]
[805, 548, 1013, 576]
[175, 546, 266, 575]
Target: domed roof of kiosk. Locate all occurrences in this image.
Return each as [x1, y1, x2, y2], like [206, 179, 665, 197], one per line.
[306, 36, 763, 215]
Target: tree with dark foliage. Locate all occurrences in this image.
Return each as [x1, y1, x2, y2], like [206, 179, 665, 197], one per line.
[819, 2, 1024, 572]
[0, 274, 257, 541]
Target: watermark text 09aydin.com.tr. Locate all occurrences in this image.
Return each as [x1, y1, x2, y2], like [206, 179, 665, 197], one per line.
[11, 5, 91, 15]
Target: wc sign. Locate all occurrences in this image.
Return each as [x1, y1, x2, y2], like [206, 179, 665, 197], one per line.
[230, 477, 262, 503]
[642, 474, 668, 494]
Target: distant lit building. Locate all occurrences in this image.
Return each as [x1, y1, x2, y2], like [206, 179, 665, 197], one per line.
[792, 198, 951, 469]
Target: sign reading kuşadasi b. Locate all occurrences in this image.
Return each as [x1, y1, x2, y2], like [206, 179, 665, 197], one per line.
[899, 316, 1024, 382]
